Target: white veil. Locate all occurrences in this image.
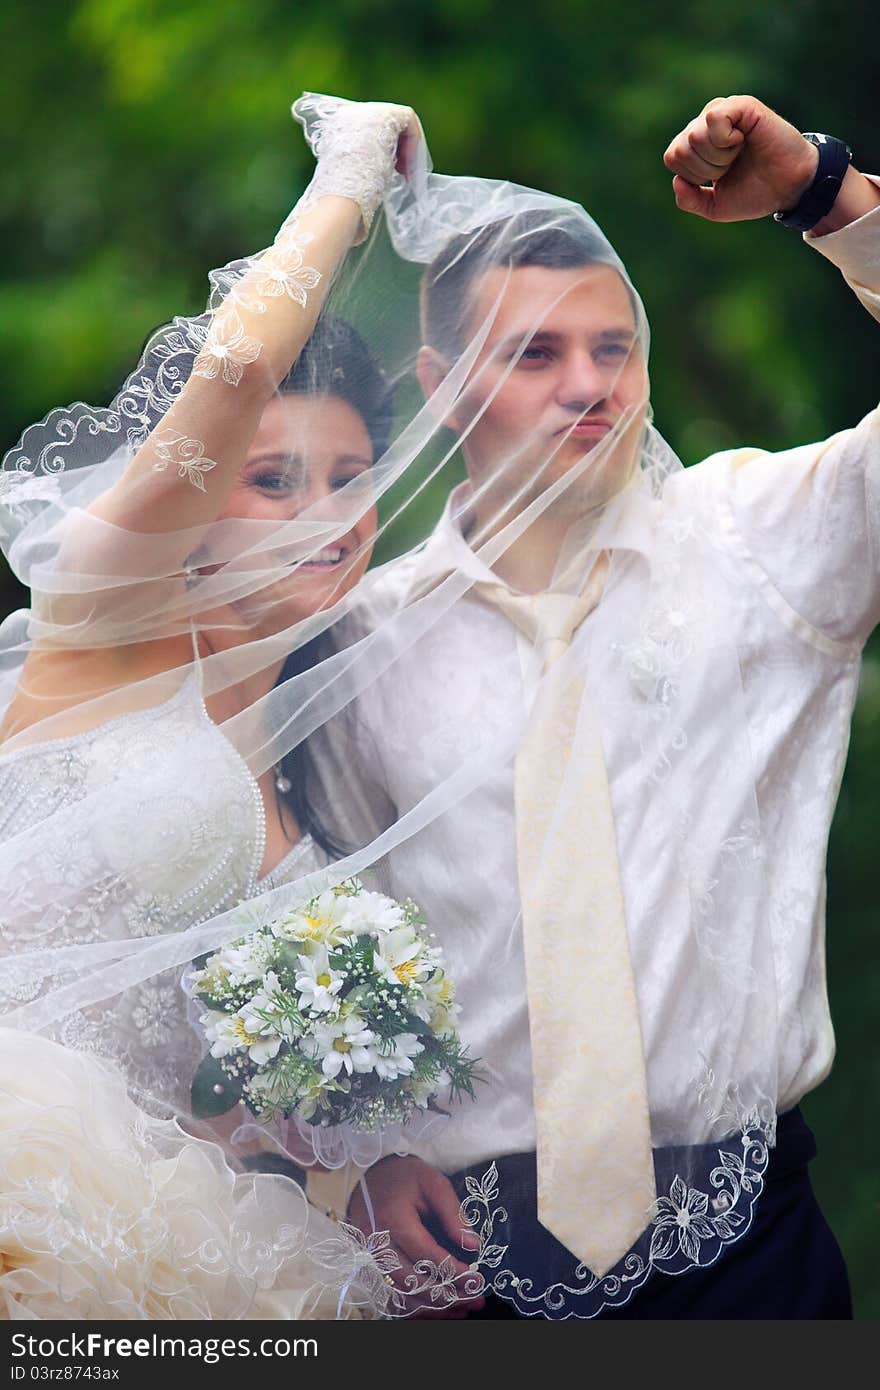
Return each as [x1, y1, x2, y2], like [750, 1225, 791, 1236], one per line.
[0, 95, 779, 1318]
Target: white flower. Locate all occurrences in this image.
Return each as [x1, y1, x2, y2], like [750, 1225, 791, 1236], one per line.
[373, 925, 424, 988]
[215, 934, 274, 986]
[201, 1008, 250, 1059]
[192, 308, 262, 386]
[246, 1067, 326, 1120]
[238, 971, 294, 1061]
[373, 1032, 424, 1081]
[124, 889, 172, 937]
[294, 947, 344, 1014]
[407, 1068, 450, 1108]
[340, 889, 406, 937]
[412, 969, 459, 1033]
[243, 1030, 283, 1066]
[305, 1015, 378, 1079]
[190, 957, 229, 999]
[272, 890, 353, 947]
[650, 1176, 719, 1263]
[290, 1079, 331, 1121]
[202, 972, 290, 1063]
[239, 235, 323, 309]
[149, 426, 218, 492]
[131, 983, 179, 1047]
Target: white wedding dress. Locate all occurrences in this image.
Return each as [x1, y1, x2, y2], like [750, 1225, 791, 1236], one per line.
[0, 672, 385, 1320]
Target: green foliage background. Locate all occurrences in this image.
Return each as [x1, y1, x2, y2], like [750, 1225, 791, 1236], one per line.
[1, 0, 877, 1316]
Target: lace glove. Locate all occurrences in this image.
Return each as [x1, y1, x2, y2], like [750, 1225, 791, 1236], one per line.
[292, 92, 419, 242]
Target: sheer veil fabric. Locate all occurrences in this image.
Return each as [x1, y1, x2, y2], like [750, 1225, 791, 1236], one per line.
[0, 94, 783, 1318]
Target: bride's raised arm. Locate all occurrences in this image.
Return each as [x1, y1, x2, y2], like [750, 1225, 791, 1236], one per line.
[0, 97, 417, 742]
[91, 97, 417, 539]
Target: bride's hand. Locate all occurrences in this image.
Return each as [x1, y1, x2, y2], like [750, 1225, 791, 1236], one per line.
[292, 92, 423, 240]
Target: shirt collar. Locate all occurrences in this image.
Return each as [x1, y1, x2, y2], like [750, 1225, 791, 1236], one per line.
[404, 477, 658, 604]
[404, 481, 493, 601]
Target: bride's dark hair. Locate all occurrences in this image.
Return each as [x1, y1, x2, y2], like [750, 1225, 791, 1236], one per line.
[273, 313, 393, 858]
[277, 312, 394, 456]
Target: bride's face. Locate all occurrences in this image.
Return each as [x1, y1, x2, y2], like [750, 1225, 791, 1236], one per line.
[213, 392, 378, 628]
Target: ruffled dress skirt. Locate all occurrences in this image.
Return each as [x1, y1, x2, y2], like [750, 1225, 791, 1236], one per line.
[0, 1029, 384, 1320]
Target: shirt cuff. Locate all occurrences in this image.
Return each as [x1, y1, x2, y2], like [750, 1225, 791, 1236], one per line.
[804, 173, 880, 284]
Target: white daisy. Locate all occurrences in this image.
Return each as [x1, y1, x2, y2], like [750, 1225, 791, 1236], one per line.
[373, 925, 424, 988]
[217, 934, 274, 986]
[340, 890, 406, 937]
[373, 1032, 424, 1081]
[272, 889, 353, 947]
[238, 971, 295, 1061]
[294, 947, 345, 1014]
[305, 1015, 378, 1079]
[201, 1008, 251, 1059]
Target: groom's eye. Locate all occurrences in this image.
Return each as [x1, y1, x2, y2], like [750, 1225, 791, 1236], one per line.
[518, 345, 552, 365]
[595, 343, 630, 364]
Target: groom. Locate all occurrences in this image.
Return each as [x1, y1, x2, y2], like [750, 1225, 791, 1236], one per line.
[311, 96, 880, 1318]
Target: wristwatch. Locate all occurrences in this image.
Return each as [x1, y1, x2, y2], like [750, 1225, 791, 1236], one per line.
[773, 133, 852, 231]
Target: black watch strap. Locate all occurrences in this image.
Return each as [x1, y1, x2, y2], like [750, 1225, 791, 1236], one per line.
[773, 133, 852, 232]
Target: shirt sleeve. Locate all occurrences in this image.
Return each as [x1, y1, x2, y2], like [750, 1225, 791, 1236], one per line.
[698, 192, 880, 649]
[804, 173, 880, 326]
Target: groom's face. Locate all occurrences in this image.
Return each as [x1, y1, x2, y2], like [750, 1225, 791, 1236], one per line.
[440, 262, 648, 512]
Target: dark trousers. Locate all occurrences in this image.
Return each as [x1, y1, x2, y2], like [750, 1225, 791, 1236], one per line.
[448, 1108, 852, 1320]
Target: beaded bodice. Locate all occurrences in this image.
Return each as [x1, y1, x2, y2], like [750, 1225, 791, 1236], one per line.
[0, 673, 321, 1109]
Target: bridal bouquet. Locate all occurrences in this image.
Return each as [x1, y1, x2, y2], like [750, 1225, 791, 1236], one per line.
[190, 879, 479, 1132]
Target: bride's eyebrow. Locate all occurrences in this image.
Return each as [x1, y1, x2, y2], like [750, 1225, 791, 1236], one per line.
[245, 451, 303, 467]
[334, 454, 373, 469]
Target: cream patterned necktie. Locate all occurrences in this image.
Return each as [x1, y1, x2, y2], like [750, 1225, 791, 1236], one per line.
[476, 556, 656, 1277]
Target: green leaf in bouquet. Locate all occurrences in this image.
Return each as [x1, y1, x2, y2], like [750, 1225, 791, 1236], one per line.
[443, 1039, 484, 1104]
[344, 982, 373, 1010]
[398, 1008, 434, 1039]
[272, 939, 305, 980]
[191, 1054, 243, 1118]
[331, 936, 376, 1003]
[249, 992, 305, 1038]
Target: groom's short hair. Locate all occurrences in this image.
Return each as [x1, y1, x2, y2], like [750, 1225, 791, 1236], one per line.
[420, 210, 614, 360]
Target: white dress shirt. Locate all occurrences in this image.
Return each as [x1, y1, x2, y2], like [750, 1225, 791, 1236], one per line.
[319, 200, 880, 1176]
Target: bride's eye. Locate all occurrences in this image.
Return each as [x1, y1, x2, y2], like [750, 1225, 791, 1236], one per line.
[246, 456, 305, 494]
[330, 472, 365, 492]
[253, 471, 295, 493]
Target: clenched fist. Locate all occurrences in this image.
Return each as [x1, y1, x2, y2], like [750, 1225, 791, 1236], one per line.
[663, 96, 818, 222]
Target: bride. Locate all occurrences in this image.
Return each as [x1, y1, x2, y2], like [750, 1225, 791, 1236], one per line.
[0, 94, 421, 1320]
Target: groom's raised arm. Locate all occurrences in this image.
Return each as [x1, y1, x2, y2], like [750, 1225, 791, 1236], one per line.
[662, 95, 880, 232]
[664, 97, 880, 648]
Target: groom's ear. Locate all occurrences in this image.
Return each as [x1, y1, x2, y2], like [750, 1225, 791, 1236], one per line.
[416, 345, 462, 431]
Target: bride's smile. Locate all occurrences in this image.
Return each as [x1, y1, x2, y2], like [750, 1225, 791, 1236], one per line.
[207, 391, 379, 634]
